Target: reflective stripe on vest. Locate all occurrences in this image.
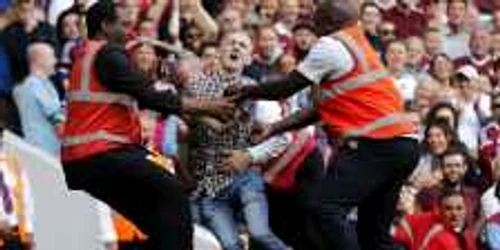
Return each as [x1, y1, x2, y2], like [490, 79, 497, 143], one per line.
[66, 41, 136, 108]
[67, 91, 136, 107]
[264, 130, 311, 182]
[63, 130, 130, 146]
[320, 69, 391, 100]
[418, 224, 444, 250]
[332, 32, 370, 72]
[320, 29, 410, 138]
[344, 113, 412, 138]
[64, 41, 138, 148]
[399, 218, 415, 246]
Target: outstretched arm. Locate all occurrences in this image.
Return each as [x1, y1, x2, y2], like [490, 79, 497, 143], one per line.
[235, 71, 313, 101]
[252, 107, 320, 145]
[96, 44, 235, 121]
[271, 108, 319, 136]
[227, 37, 355, 102]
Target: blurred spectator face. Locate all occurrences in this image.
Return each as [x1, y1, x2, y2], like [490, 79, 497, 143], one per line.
[132, 44, 157, 75]
[279, 54, 297, 72]
[257, 26, 280, 59]
[469, 29, 491, 57]
[220, 32, 253, 72]
[103, 15, 128, 45]
[426, 125, 450, 155]
[219, 8, 244, 35]
[415, 91, 432, 119]
[378, 22, 396, 43]
[298, 0, 315, 20]
[259, 0, 279, 25]
[61, 13, 80, 40]
[115, 0, 140, 29]
[439, 194, 466, 230]
[432, 55, 453, 82]
[361, 3, 382, 34]
[278, 0, 299, 27]
[423, 1, 440, 20]
[447, 0, 467, 27]
[293, 27, 316, 52]
[435, 107, 457, 130]
[494, 10, 500, 32]
[398, 0, 418, 8]
[424, 30, 443, 56]
[386, 41, 408, 73]
[201, 45, 221, 73]
[30, 43, 57, 76]
[184, 26, 204, 54]
[225, 0, 246, 14]
[465, 5, 480, 30]
[441, 153, 467, 184]
[453, 75, 476, 100]
[15, 2, 37, 28]
[407, 36, 426, 67]
[138, 19, 158, 39]
[477, 75, 491, 94]
[43, 46, 57, 76]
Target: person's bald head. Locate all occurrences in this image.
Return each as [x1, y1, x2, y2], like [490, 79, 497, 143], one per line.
[314, 0, 359, 36]
[28, 42, 56, 77]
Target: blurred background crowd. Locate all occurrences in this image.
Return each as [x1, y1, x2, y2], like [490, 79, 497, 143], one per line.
[3, 0, 500, 249]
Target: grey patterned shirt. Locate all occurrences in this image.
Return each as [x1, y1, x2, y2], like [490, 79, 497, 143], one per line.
[185, 72, 255, 197]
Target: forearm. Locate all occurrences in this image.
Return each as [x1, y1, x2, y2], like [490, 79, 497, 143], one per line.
[271, 108, 319, 136]
[247, 133, 291, 164]
[243, 71, 312, 100]
[191, 3, 219, 40]
[147, 0, 169, 25]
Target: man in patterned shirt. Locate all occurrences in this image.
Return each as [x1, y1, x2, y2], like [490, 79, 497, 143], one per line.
[185, 31, 290, 250]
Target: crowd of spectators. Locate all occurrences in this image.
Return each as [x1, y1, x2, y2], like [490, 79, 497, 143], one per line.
[5, 0, 500, 249]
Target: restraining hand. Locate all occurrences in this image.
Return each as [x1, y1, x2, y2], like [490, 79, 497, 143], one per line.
[251, 123, 275, 145]
[222, 150, 252, 173]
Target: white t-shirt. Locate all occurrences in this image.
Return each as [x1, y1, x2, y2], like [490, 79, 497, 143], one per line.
[394, 73, 419, 102]
[296, 36, 355, 85]
[458, 101, 481, 154]
[482, 184, 500, 219]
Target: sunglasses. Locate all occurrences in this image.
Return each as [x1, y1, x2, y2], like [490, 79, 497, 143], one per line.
[380, 29, 395, 36]
[493, 104, 500, 109]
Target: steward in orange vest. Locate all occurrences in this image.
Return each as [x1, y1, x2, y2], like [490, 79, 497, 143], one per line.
[223, 1, 419, 249]
[61, 1, 235, 249]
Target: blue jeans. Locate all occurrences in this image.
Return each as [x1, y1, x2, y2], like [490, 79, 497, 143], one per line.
[197, 170, 288, 250]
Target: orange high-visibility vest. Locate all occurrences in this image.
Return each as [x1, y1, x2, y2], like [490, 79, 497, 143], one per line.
[62, 40, 142, 162]
[318, 24, 416, 139]
[112, 212, 147, 242]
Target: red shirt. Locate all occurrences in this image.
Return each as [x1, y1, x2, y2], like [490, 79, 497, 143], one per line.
[394, 212, 478, 250]
[383, 6, 427, 39]
[416, 185, 480, 227]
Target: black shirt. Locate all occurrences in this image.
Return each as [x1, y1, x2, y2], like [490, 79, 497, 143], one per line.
[94, 43, 181, 115]
[4, 22, 59, 83]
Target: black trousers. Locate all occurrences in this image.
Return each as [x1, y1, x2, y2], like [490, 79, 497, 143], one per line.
[312, 137, 419, 250]
[119, 241, 148, 250]
[0, 237, 23, 250]
[63, 146, 193, 250]
[263, 148, 326, 250]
